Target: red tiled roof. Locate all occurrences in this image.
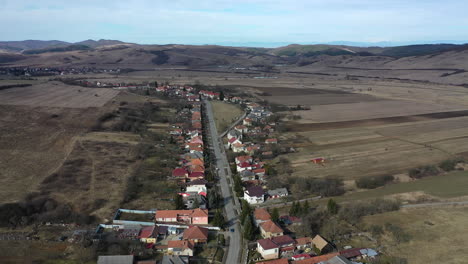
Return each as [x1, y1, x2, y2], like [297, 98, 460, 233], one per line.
[139, 226, 155, 238]
[168, 240, 194, 250]
[183, 226, 208, 240]
[260, 220, 284, 234]
[257, 238, 278, 250]
[254, 208, 271, 221]
[271, 235, 295, 247]
[339, 248, 364, 258]
[291, 253, 339, 264]
[189, 172, 204, 178]
[172, 168, 188, 177]
[257, 259, 289, 264]
[295, 237, 312, 246]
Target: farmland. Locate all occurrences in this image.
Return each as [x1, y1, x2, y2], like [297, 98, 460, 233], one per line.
[0, 81, 119, 108]
[280, 115, 468, 181]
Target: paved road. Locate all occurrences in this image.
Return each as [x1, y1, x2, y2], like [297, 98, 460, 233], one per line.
[204, 99, 242, 264]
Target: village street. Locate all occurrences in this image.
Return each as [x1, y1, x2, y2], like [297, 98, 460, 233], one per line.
[204, 99, 242, 264]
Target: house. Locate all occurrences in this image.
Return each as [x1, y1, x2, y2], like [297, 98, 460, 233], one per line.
[240, 170, 256, 181]
[253, 168, 266, 178]
[265, 138, 278, 144]
[183, 226, 208, 244]
[280, 215, 302, 226]
[227, 130, 243, 140]
[291, 253, 340, 264]
[295, 237, 312, 250]
[339, 248, 364, 259]
[188, 171, 205, 181]
[257, 238, 280, 260]
[292, 254, 311, 261]
[232, 143, 246, 153]
[235, 155, 253, 165]
[259, 220, 284, 238]
[257, 258, 289, 264]
[267, 188, 289, 199]
[155, 209, 209, 225]
[243, 118, 253, 126]
[172, 168, 189, 178]
[186, 179, 208, 194]
[234, 125, 249, 133]
[98, 255, 134, 264]
[244, 186, 265, 204]
[322, 256, 353, 264]
[228, 137, 242, 147]
[167, 240, 195, 256]
[271, 235, 296, 255]
[139, 226, 158, 243]
[312, 235, 333, 254]
[254, 208, 271, 227]
[237, 162, 253, 172]
[161, 255, 189, 264]
[189, 164, 205, 174]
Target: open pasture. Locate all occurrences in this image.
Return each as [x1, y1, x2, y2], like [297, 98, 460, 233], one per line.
[0, 81, 119, 108]
[283, 116, 468, 180]
[362, 206, 468, 264]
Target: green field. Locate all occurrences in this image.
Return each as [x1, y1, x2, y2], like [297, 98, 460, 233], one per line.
[338, 170, 468, 202]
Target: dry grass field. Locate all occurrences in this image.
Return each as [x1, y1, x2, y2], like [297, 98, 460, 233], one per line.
[281, 116, 468, 180]
[41, 134, 139, 220]
[0, 81, 119, 108]
[292, 100, 465, 123]
[211, 101, 244, 133]
[362, 206, 468, 264]
[0, 105, 106, 203]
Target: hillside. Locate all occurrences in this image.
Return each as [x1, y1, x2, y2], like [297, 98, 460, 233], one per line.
[1, 41, 468, 84]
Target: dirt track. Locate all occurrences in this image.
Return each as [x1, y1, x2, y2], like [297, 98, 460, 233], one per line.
[288, 109, 468, 132]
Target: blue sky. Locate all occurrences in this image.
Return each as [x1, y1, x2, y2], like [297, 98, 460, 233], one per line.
[0, 0, 467, 46]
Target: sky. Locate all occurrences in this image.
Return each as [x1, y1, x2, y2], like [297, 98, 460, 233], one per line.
[0, 0, 467, 46]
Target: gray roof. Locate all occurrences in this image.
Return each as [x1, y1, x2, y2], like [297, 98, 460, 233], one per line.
[162, 255, 189, 264]
[323, 256, 353, 264]
[97, 255, 134, 264]
[267, 188, 288, 196]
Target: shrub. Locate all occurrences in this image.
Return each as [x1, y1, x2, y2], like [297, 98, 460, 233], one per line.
[356, 175, 394, 189]
[338, 199, 401, 225]
[409, 165, 439, 179]
[439, 158, 464, 172]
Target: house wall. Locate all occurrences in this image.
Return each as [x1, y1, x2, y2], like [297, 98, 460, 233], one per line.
[258, 246, 279, 260]
[192, 216, 208, 225]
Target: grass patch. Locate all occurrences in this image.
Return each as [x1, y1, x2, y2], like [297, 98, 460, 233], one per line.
[362, 207, 468, 264]
[211, 101, 243, 133]
[340, 170, 468, 202]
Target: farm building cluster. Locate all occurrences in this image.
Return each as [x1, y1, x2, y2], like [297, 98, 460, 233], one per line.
[251, 208, 378, 264]
[224, 101, 289, 205]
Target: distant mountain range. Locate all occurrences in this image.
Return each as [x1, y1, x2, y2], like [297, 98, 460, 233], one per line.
[0, 39, 128, 53]
[1, 39, 468, 86]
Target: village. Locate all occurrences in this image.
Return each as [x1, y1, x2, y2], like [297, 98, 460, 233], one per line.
[92, 83, 380, 264]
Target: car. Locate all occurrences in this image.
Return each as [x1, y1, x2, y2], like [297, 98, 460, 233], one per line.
[230, 228, 235, 232]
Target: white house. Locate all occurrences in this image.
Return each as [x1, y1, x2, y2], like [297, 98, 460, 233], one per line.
[244, 186, 265, 204]
[257, 239, 279, 260]
[186, 179, 208, 194]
